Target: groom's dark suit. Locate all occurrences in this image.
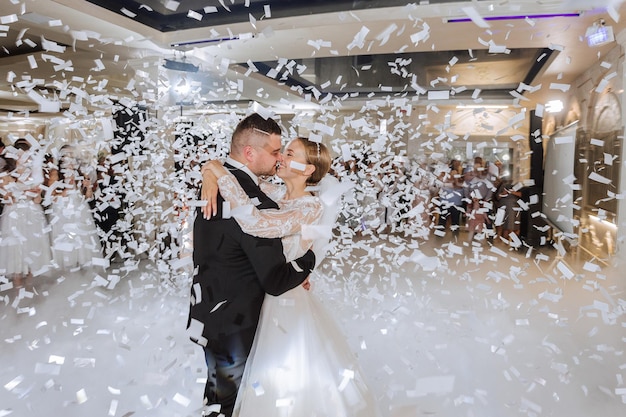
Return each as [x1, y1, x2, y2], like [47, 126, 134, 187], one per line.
[188, 163, 315, 415]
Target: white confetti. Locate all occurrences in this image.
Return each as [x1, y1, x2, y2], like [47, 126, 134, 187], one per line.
[164, 1, 180, 11]
[172, 392, 191, 407]
[549, 83, 571, 92]
[461, 6, 490, 28]
[3, 375, 23, 391]
[76, 388, 88, 404]
[347, 26, 369, 50]
[120, 8, 136, 18]
[108, 399, 118, 416]
[26, 54, 37, 69]
[1, 14, 18, 24]
[588, 172, 611, 184]
[187, 9, 202, 20]
[276, 398, 293, 407]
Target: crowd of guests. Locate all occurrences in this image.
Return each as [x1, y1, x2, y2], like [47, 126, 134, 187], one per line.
[433, 156, 523, 246]
[0, 137, 104, 289]
[330, 149, 523, 247]
[1, 131, 525, 293]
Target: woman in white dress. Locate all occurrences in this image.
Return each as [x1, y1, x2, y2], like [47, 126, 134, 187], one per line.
[201, 137, 380, 417]
[0, 139, 52, 287]
[47, 145, 102, 270]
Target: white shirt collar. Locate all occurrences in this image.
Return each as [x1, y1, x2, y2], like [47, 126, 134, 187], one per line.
[225, 157, 259, 185]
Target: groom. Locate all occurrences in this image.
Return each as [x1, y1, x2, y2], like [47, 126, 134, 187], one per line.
[187, 113, 316, 417]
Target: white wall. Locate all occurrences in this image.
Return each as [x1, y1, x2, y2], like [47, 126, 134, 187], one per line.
[545, 37, 625, 264]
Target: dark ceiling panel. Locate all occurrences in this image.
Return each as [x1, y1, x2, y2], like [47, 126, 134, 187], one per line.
[0, 28, 44, 57]
[238, 48, 554, 101]
[86, 0, 457, 32]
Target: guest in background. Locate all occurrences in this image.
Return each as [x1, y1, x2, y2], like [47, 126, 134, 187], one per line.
[0, 138, 6, 217]
[42, 152, 59, 203]
[435, 159, 464, 238]
[0, 138, 52, 288]
[486, 159, 502, 183]
[47, 145, 102, 270]
[406, 156, 437, 239]
[376, 159, 403, 233]
[485, 158, 503, 241]
[463, 157, 493, 242]
[0, 138, 6, 172]
[494, 176, 523, 248]
[93, 152, 122, 260]
[359, 158, 383, 233]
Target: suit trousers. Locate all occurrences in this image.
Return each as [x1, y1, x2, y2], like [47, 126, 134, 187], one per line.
[203, 325, 257, 417]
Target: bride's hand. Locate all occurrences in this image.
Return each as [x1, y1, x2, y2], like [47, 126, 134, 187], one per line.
[301, 277, 311, 291]
[201, 168, 219, 219]
[201, 160, 230, 218]
[202, 160, 228, 178]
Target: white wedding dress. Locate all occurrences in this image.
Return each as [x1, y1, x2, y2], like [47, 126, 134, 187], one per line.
[216, 173, 380, 417]
[0, 177, 52, 276]
[49, 184, 102, 270]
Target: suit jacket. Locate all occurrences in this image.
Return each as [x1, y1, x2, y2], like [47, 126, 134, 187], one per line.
[187, 163, 315, 344]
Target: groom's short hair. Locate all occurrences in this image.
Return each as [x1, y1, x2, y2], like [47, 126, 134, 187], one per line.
[231, 113, 281, 155]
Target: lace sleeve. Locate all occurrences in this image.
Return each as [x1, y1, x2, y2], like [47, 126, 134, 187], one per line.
[217, 172, 259, 212]
[217, 174, 323, 239]
[259, 180, 285, 201]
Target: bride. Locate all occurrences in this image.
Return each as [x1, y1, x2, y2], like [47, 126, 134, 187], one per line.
[201, 137, 380, 417]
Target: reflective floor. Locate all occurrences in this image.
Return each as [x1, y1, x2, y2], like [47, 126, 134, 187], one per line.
[1, 231, 625, 417]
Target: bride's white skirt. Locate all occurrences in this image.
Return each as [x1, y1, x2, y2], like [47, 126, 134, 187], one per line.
[233, 286, 380, 417]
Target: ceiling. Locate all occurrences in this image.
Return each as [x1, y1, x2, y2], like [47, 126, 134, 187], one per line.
[0, 0, 624, 121]
[86, 0, 433, 32]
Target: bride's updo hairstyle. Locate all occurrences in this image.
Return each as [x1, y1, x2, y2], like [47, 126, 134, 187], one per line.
[295, 137, 331, 185]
